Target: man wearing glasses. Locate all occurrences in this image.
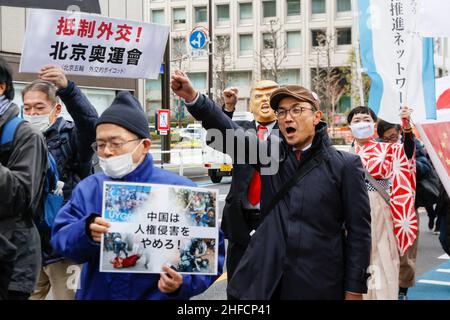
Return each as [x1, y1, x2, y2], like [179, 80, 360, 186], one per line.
[171, 70, 371, 300]
[23, 66, 98, 300]
[51, 91, 225, 299]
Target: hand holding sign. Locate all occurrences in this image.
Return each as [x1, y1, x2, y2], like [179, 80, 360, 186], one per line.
[158, 265, 183, 293]
[89, 216, 111, 243]
[399, 106, 413, 129]
[39, 65, 69, 90]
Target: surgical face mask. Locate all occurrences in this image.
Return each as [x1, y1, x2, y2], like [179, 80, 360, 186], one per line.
[350, 122, 375, 139]
[23, 107, 56, 132]
[99, 141, 142, 179]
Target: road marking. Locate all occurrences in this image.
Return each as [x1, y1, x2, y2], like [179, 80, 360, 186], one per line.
[437, 269, 450, 273]
[418, 279, 450, 286]
[438, 254, 450, 260]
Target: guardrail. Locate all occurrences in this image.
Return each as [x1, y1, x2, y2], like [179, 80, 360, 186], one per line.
[150, 149, 204, 176]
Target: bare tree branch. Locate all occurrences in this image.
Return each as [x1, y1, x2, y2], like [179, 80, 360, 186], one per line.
[256, 18, 287, 83]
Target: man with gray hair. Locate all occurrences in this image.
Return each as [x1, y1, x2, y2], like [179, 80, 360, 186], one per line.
[23, 65, 99, 300]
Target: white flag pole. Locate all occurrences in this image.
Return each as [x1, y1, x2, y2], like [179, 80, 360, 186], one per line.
[352, 0, 365, 106]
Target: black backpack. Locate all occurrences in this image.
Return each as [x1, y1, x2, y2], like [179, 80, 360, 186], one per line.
[415, 165, 440, 208]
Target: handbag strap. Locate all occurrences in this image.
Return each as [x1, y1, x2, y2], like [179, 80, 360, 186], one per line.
[364, 170, 391, 205]
[264, 152, 327, 215]
[349, 143, 390, 205]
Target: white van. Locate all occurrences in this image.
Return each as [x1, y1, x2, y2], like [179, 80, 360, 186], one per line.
[180, 123, 203, 141]
[202, 111, 254, 183]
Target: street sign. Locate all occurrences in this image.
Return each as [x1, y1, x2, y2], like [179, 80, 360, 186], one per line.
[191, 49, 208, 59]
[157, 109, 170, 134]
[189, 27, 208, 50]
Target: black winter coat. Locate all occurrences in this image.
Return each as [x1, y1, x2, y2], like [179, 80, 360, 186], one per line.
[187, 94, 372, 299]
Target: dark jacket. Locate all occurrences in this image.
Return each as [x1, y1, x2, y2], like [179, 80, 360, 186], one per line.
[0, 233, 17, 299]
[51, 155, 225, 300]
[187, 94, 372, 299]
[39, 81, 99, 266]
[0, 104, 47, 294]
[220, 113, 278, 246]
[414, 138, 432, 181]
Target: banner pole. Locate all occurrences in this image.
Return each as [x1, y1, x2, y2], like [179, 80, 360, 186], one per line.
[352, 0, 365, 106]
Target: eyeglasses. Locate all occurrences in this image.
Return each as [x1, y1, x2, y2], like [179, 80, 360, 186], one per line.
[275, 106, 314, 120]
[91, 138, 141, 153]
[382, 134, 399, 143]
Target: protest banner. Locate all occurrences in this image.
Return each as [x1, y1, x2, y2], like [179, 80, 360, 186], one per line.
[0, 0, 101, 13]
[100, 182, 219, 275]
[358, 0, 436, 123]
[435, 76, 450, 120]
[416, 121, 450, 197]
[20, 9, 169, 79]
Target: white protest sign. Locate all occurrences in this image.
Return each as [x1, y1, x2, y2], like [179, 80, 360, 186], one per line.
[20, 9, 169, 79]
[100, 182, 219, 275]
[358, 0, 436, 123]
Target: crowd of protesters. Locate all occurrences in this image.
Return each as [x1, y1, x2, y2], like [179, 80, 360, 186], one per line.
[0, 55, 448, 301]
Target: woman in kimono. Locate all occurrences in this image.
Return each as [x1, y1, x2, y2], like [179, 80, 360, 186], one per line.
[347, 106, 417, 300]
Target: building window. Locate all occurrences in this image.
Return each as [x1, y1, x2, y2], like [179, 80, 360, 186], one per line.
[227, 71, 253, 87]
[172, 37, 187, 57]
[194, 7, 207, 23]
[287, 0, 301, 16]
[311, 29, 326, 47]
[279, 69, 301, 85]
[263, 33, 274, 49]
[311, 0, 326, 14]
[239, 3, 253, 21]
[239, 34, 253, 55]
[337, 28, 352, 45]
[151, 10, 165, 24]
[188, 73, 207, 90]
[263, 0, 277, 18]
[216, 34, 231, 53]
[172, 8, 186, 27]
[217, 4, 230, 23]
[287, 31, 301, 51]
[337, 0, 351, 12]
[338, 95, 351, 113]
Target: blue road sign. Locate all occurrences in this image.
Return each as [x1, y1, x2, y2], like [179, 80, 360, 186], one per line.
[189, 29, 208, 49]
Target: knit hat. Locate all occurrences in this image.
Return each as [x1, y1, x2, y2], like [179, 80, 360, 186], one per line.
[96, 91, 150, 139]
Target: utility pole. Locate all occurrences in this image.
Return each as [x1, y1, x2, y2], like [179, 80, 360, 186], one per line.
[161, 39, 171, 163]
[208, 0, 213, 99]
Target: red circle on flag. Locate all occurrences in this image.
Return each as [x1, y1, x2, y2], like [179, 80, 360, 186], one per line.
[437, 88, 450, 110]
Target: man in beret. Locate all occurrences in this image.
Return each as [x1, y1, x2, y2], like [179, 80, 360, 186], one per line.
[171, 70, 371, 300]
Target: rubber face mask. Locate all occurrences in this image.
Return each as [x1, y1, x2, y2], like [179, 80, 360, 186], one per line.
[99, 141, 142, 179]
[350, 122, 375, 139]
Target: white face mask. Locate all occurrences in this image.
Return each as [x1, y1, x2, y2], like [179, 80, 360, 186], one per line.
[350, 122, 375, 139]
[99, 141, 142, 179]
[23, 107, 56, 132]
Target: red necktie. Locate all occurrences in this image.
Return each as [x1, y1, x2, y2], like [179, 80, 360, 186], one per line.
[247, 125, 267, 206]
[295, 150, 301, 161]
